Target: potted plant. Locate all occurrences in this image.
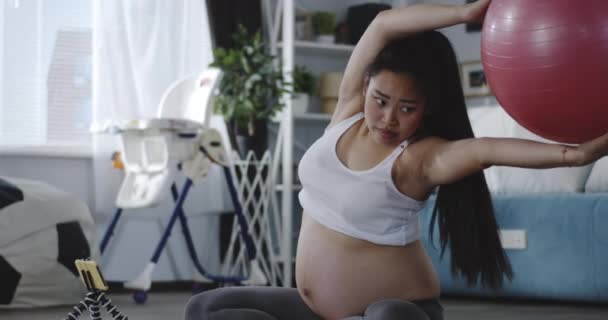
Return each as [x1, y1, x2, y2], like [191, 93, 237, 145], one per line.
[292, 65, 315, 115]
[312, 11, 336, 44]
[211, 25, 290, 158]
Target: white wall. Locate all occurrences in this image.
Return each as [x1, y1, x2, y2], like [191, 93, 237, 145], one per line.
[425, 0, 482, 63]
[426, 0, 498, 107]
[0, 155, 95, 205]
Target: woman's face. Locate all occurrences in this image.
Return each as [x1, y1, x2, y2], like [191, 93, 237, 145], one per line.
[363, 70, 426, 146]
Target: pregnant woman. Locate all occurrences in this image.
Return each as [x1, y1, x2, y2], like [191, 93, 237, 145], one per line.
[185, 0, 608, 319]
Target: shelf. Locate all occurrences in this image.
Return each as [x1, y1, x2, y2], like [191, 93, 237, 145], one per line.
[278, 40, 354, 55]
[275, 184, 303, 191]
[294, 112, 332, 121]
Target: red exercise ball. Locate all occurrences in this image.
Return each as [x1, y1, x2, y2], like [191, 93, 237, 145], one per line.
[481, 0, 608, 143]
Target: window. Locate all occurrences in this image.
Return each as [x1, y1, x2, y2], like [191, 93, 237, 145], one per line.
[0, 0, 92, 148]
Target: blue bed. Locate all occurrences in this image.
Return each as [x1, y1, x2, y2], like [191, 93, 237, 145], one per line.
[420, 193, 608, 302]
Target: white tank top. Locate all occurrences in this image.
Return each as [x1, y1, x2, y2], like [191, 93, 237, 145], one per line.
[298, 112, 427, 246]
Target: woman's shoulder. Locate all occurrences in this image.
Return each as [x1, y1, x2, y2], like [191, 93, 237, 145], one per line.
[393, 136, 447, 199]
[326, 110, 363, 132]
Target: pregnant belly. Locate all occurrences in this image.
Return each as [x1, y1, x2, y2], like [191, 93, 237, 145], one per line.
[295, 213, 440, 320]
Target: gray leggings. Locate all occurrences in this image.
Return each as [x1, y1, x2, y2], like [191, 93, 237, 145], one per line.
[184, 286, 444, 320]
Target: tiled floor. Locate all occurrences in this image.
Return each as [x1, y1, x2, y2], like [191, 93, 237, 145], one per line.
[1, 291, 608, 320]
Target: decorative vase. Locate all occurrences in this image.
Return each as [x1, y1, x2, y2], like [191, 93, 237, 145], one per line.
[292, 94, 310, 115]
[232, 119, 268, 159]
[319, 72, 343, 115]
[315, 34, 335, 44]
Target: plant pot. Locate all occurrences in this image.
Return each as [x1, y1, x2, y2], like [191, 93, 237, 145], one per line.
[293, 94, 310, 115]
[319, 72, 342, 97]
[231, 119, 269, 159]
[315, 34, 335, 44]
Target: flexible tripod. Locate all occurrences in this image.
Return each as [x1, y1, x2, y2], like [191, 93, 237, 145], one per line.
[64, 290, 127, 320]
[64, 259, 128, 320]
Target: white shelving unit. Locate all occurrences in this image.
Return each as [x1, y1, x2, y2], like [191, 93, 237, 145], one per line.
[262, 0, 353, 287]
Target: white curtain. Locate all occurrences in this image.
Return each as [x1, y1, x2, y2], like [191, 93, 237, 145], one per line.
[91, 0, 215, 216]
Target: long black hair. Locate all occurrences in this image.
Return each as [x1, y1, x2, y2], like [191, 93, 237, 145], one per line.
[366, 31, 513, 289]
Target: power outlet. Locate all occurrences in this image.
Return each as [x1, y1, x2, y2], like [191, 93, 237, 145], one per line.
[499, 229, 527, 250]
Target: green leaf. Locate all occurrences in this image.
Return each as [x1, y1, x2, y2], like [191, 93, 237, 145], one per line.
[240, 55, 251, 74]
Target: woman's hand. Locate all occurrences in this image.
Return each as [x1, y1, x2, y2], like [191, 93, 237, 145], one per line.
[462, 0, 491, 24]
[576, 131, 608, 166]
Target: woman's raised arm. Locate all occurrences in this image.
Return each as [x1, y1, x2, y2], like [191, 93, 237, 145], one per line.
[422, 130, 608, 187]
[331, 0, 490, 125]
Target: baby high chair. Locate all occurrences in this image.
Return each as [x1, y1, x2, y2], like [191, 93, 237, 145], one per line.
[97, 68, 266, 303]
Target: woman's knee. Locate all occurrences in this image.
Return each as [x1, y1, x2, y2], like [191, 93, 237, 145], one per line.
[185, 287, 285, 320]
[364, 299, 429, 320]
[184, 288, 228, 320]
